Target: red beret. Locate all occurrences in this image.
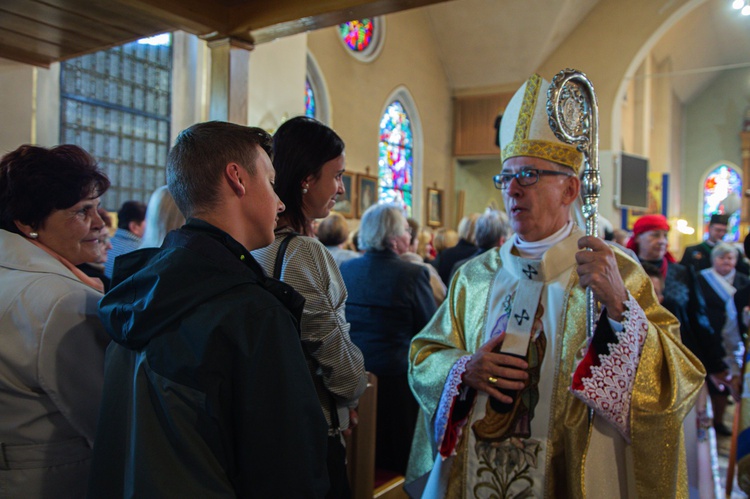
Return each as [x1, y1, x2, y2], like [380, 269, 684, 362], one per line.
[632, 214, 669, 237]
[626, 214, 674, 265]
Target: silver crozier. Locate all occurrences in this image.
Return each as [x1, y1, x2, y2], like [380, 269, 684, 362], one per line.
[546, 69, 600, 341]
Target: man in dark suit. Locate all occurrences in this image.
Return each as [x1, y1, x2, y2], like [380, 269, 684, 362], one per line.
[681, 213, 749, 275]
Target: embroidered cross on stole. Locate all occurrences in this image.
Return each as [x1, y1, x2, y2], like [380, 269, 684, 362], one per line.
[473, 257, 547, 441]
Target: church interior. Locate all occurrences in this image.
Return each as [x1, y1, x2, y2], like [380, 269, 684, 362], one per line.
[3, 0, 750, 497]
[3, 0, 750, 253]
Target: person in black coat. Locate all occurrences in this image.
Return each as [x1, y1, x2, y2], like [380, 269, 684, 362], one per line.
[698, 242, 749, 434]
[681, 213, 750, 276]
[89, 122, 329, 498]
[432, 213, 479, 285]
[627, 214, 729, 434]
[340, 203, 437, 475]
[449, 209, 511, 281]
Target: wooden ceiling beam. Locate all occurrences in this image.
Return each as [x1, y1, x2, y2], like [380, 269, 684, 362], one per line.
[0, 13, 108, 52]
[229, 0, 452, 44]
[0, 1, 140, 40]
[37, 0, 174, 35]
[0, 0, 451, 66]
[114, 0, 226, 36]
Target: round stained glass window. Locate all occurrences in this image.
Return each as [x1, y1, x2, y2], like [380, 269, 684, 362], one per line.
[338, 17, 385, 62]
[340, 19, 374, 51]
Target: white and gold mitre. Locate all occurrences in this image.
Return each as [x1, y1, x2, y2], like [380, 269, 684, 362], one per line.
[499, 74, 583, 173]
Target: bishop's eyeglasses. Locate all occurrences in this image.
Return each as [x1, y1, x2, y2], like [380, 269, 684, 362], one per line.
[493, 168, 574, 190]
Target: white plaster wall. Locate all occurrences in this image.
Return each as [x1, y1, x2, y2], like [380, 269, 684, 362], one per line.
[683, 66, 750, 241]
[248, 33, 307, 132]
[171, 31, 209, 143]
[35, 64, 60, 147]
[0, 58, 34, 154]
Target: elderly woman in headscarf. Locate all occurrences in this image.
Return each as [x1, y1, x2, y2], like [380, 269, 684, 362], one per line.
[627, 214, 728, 432]
[0, 144, 111, 497]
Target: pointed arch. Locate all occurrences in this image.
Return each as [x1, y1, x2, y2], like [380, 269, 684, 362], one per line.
[305, 51, 331, 125]
[377, 86, 423, 218]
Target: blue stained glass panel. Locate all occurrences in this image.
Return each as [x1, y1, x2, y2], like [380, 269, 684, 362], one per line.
[305, 77, 316, 118]
[703, 164, 742, 241]
[378, 100, 413, 216]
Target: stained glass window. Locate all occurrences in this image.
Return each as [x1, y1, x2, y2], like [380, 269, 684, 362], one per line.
[304, 77, 316, 118]
[60, 34, 172, 211]
[703, 164, 742, 241]
[339, 19, 374, 52]
[378, 100, 413, 215]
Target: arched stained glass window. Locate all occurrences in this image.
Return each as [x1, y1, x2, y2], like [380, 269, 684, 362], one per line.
[703, 164, 742, 241]
[378, 100, 413, 215]
[339, 19, 374, 52]
[304, 77, 316, 118]
[306, 52, 330, 124]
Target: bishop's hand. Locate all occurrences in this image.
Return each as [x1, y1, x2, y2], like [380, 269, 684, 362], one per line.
[576, 236, 628, 322]
[463, 332, 529, 403]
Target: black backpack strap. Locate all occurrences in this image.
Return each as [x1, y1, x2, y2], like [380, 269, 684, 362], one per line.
[273, 232, 299, 280]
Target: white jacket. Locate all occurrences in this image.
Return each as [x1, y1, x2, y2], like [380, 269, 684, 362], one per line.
[0, 230, 109, 498]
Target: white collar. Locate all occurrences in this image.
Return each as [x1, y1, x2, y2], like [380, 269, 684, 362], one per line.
[512, 222, 574, 260]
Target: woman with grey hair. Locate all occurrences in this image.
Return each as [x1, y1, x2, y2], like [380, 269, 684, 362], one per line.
[340, 203, 437, 474]
[698, 241, 749, 434]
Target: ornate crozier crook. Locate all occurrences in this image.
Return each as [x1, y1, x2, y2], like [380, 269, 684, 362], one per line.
[546, 69, 600, 341]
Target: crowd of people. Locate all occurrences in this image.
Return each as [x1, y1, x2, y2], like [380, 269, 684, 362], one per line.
[0, 74, 748, 499]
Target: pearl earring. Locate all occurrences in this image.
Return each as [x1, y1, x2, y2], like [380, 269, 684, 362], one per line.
[29, 232, 38, 239]
[302, 183, 309, 195]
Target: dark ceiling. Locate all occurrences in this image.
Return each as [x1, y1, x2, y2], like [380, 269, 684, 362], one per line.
[0, 0, 449, 67]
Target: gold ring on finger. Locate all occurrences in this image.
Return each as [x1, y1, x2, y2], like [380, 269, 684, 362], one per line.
[488, 376, 498, 384]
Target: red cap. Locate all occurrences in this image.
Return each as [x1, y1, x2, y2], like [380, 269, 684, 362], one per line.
[626, 214, 675, 268]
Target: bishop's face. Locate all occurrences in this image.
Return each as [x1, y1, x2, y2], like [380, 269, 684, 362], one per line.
[500, 156, 579, 242]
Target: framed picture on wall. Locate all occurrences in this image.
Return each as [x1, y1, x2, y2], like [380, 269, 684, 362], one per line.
[426, 187, 444, 227]
[357, 173, 378, 218]
[332, 171, 355, 218]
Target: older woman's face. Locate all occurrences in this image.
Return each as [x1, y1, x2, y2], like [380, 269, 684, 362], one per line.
[391, 215, 412, 256]
[636, 230, 668, 261]
[713, 250, 737, 276]
[36, 197, 105, 266]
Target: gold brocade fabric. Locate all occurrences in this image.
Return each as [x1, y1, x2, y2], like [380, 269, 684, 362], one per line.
[407, 236, 705, 498]
[499, 73, 582, 172]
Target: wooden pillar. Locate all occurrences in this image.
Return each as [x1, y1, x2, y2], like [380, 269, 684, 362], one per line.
[741, 131, 750, 235]
[207, 37, 253, 124]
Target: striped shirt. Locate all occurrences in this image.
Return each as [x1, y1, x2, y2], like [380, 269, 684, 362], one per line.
[252, 228, 368, 432]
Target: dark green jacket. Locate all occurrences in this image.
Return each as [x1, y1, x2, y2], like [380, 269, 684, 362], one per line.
[89, 219, 329, 498]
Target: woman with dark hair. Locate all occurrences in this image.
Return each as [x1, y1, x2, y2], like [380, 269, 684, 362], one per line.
[0, 144, 111, 497]
[77, 207, 113, 291]
[252, 116, 367, 498]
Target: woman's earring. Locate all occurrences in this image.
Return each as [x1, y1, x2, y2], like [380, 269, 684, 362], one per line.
[29, 232, 38, 239]
[302, 183, 309, 195]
